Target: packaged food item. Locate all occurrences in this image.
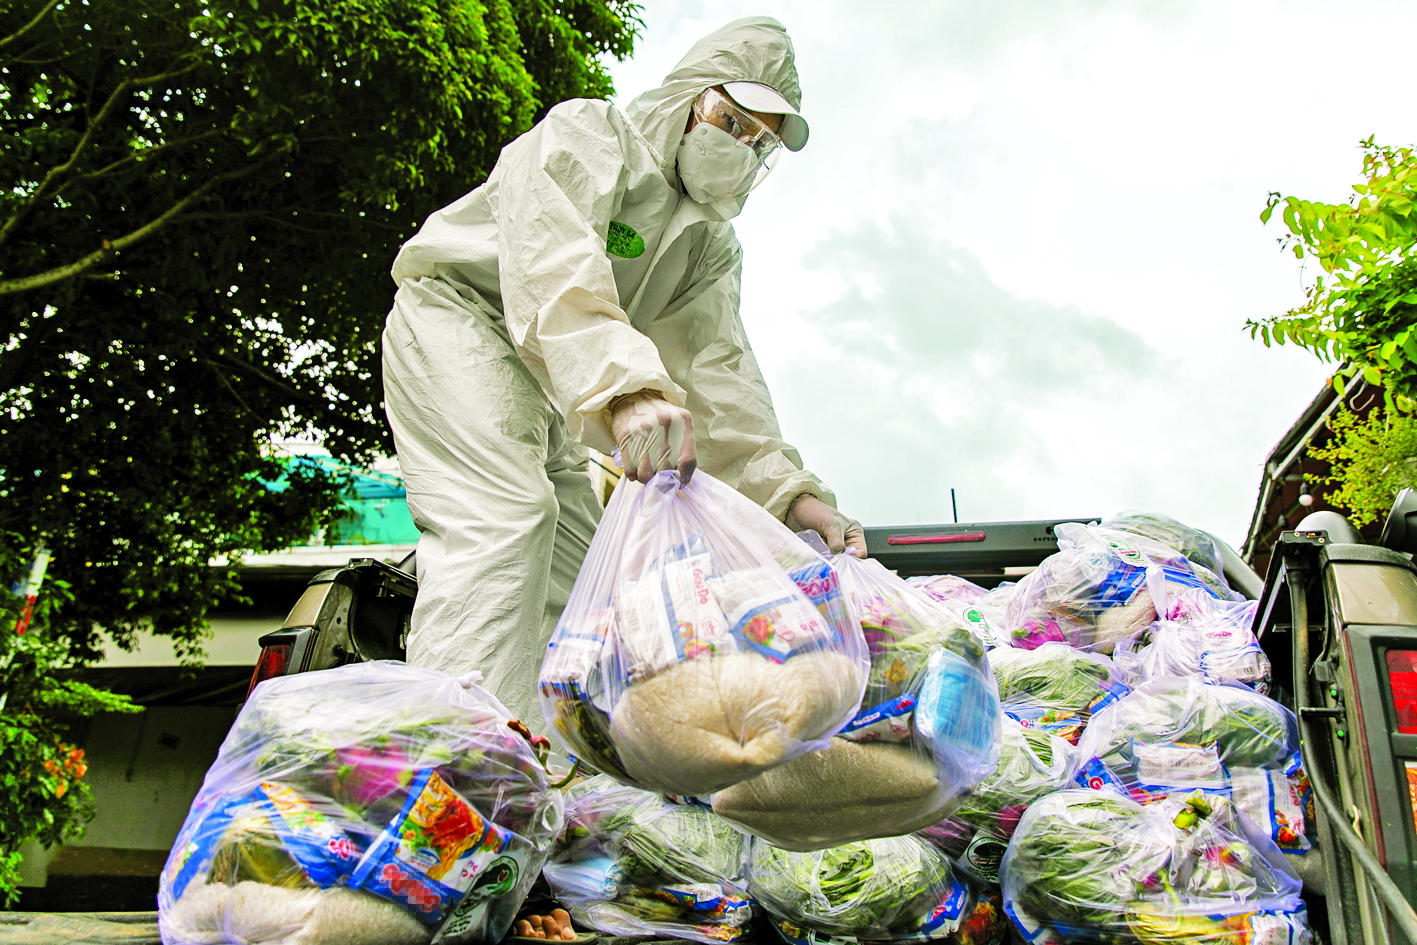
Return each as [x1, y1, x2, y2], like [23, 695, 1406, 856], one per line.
[712, 556, 999, 849]
[988, 644, 1128, 745]
[1073, 676, 1314, 855]
[543, 775, 753, 943]
[159, 662, 562, 945]
[1001, 789, 1311, 944]
[920, 717, 1075, 885]
[1003, 524, 1241, 655]
[749, 835, 993, 944]
[539, 472, 868, 796]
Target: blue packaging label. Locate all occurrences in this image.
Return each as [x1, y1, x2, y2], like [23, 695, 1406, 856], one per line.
[1092, 562, 1149, 609]
[1158, 564, 1220, 598]
[840, 692, 917, 742]
[1087, 682, 1131, 715]
[1074, 756, 1127, 794]
[260, 780, 363, 887]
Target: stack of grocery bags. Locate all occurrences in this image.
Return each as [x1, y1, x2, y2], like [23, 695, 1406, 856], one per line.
[157, 473, 1314, 945]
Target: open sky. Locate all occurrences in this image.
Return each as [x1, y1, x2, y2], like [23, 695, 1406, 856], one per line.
[605, 0, 1417, 547]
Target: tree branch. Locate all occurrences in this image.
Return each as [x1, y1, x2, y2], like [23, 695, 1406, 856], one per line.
[0, 0, 61, 53]
[0, 156, 282, 297]
[205, 350, 333, 413]
[74, 126, 225, 183]
[0, 61, 200, 249]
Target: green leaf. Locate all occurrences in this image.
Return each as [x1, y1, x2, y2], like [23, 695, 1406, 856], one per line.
[1364, 365, 1384, 386]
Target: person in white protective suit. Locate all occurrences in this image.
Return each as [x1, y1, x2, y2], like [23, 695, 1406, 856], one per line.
[382, 16, 866, 759]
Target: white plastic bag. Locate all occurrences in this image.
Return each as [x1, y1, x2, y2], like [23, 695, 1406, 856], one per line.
[1003, 524, 1241, 655]
[158, 662, 562, 945]
[749, 835, 1004, 945]
[988, 643, 1129, 745]
[919, 717, 1075, 885]
[906, 574, 988, 604]
[712, 555, 999, 850]
[1113, 609, 1269, 693]
[539, 471, 868, 796]
[1072, 676, 1314, 855]
[1099, 510, 1229, 583]
[543, 775, 753, 943]
[1001, 789, 1310, 944]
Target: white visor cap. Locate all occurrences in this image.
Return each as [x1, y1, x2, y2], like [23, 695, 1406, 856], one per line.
[722, 81, 809, 152]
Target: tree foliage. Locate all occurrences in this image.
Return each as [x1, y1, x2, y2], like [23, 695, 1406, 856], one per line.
[0, 557, 142, 906]
[0, 0, 640, 660]
[1306, 407, 1417, 528]
[1250, 139, 1417, 404]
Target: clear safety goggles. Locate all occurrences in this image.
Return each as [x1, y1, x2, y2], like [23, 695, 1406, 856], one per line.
[692, 87, 783, 188]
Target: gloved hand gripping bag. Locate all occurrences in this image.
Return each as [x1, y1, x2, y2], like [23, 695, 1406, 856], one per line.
[712, 555, 1000, 850]
[539, 471, 869, 796]
[1000, 789, 1311, 944]
[988, 643, 1129, 745]
[919, 716, 1075, 885]
[158, 662, 563, 945]
[543, 774, 755, 943]
[1002, 524, 1242, 655]
[748, 834, 1004, 945]
[1072, 676, 1315, 855]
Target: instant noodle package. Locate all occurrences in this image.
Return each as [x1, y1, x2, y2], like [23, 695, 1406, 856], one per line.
[543, 775, 754, 943]
[539, 471, 868, 796]
[712, 555, 1000, 850]
[158, 662, 562, 945]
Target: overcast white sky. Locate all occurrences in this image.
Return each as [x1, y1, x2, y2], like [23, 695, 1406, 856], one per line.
[605, 0, 1416, 547]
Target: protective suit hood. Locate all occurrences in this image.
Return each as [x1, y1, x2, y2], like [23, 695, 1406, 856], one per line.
[626, 16, 803, 174]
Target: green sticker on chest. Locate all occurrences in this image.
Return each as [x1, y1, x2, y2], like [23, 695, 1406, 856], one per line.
[606, 220, 646, 259]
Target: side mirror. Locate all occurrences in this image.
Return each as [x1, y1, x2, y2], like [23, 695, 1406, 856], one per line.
[1379, 488, 1417, 555]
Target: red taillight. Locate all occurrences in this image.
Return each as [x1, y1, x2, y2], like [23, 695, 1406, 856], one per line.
[1386, 649, 1417, 734]
[248, 644, 293, 699]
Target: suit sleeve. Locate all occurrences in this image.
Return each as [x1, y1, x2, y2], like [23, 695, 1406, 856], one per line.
[640, 226, 836, 519]
[492, 104, 684, 454]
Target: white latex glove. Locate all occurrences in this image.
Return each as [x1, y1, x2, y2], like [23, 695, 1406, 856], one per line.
[610, 391, 697, 485]
[786, 494, 867, 558]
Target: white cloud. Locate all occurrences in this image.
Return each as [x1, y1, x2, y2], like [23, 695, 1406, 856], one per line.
[609, 0, 1414, 545]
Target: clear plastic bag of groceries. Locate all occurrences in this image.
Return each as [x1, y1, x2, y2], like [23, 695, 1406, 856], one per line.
[1001, 789, 1311, 944]
[1100, 510, 1228, 581]
[712, 555, 1000, 850]
[906, 574, 988, 605]
[919, 716, 1075, 885]
[988, 643, 1129, 745]
[1113, 594, 1269, 693]
[1072, 676, 1314, 855]
[158, 662, 562, 945]
[1003, 523, 1242, 655]
[542, 774, 753, 943]
[749, 835, 1006, 945]
[539, 471, 868, 796]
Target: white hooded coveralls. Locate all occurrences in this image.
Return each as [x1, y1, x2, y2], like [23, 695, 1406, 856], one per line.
[383, 17, 837, 731]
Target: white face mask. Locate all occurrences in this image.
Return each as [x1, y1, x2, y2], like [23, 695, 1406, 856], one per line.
[676, 123, 758, 217]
